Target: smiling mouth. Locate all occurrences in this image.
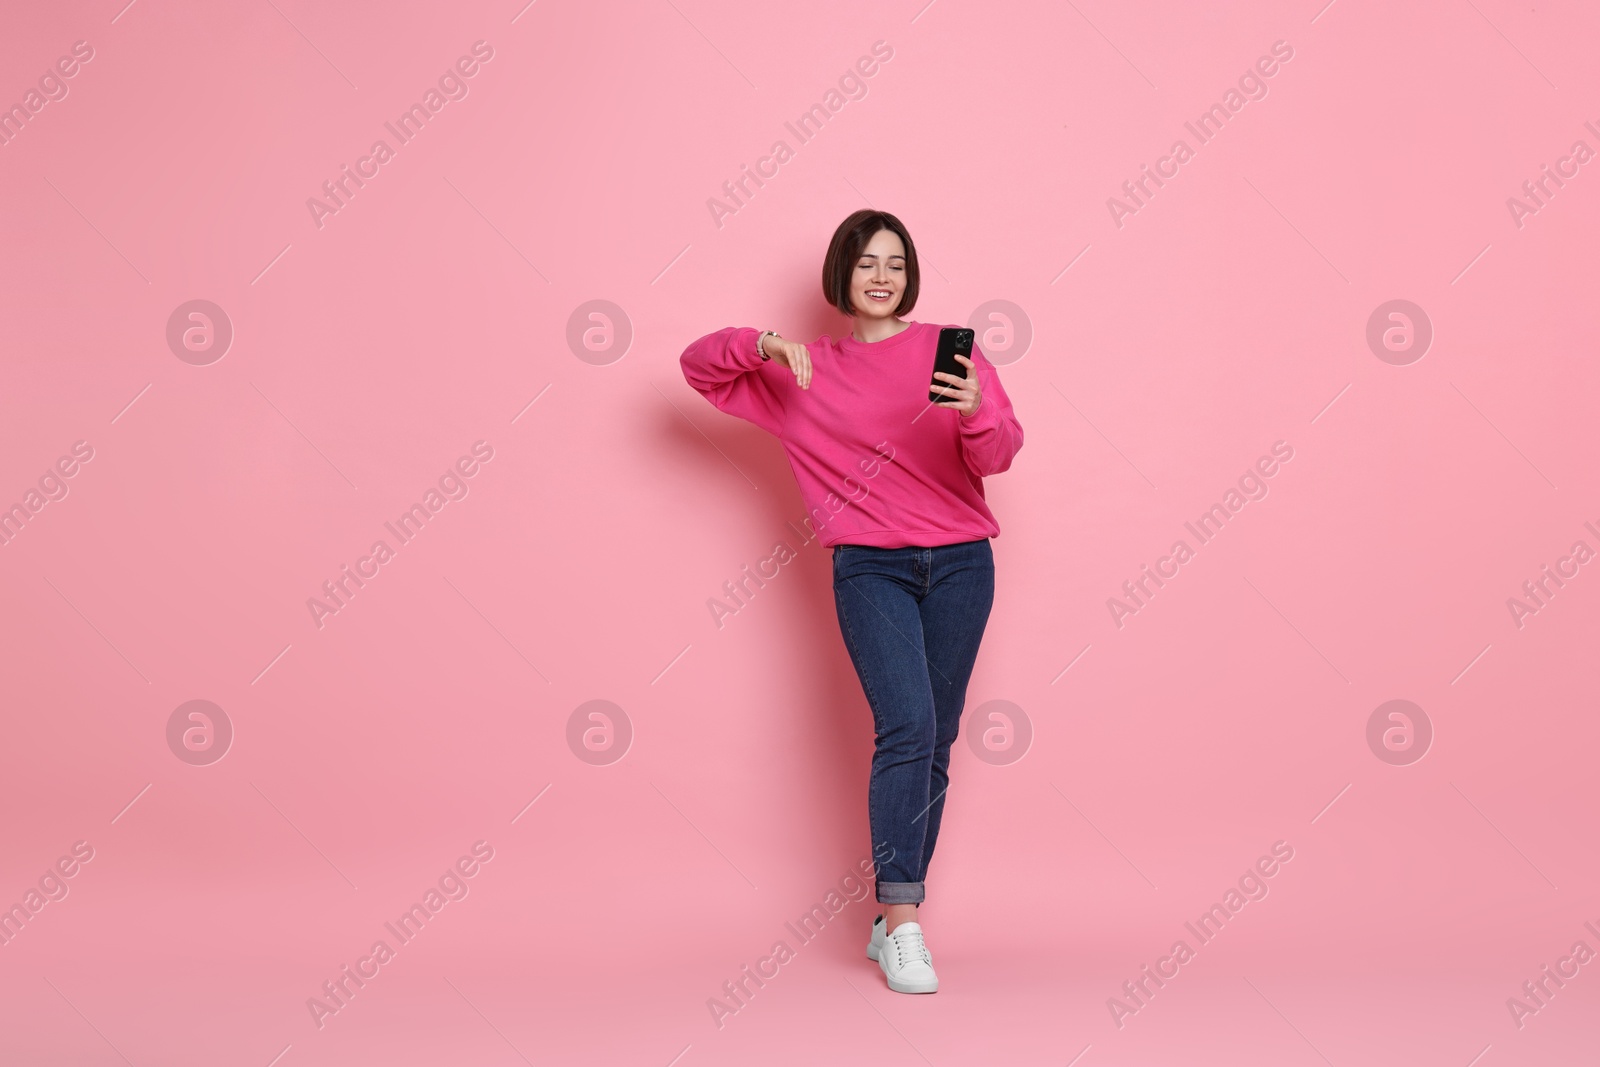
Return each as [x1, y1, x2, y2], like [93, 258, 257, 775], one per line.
[865, 290, 894, 301]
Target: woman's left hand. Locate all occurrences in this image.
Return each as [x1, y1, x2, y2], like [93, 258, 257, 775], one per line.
[933, 353, 982, 417]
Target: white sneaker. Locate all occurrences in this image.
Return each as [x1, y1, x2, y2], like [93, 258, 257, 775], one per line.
[867, 914, 935, 963]
[876, 920, 938, 994]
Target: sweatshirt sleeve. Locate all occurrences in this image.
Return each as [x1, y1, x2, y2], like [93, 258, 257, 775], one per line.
[955, 344, 1023, 478]
[679, 326, 787, 438]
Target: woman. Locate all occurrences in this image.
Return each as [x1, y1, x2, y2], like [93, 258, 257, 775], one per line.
[679, 209, 1023, 994]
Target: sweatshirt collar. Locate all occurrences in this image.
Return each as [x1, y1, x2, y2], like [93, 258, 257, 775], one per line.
[841, 320, 922, 353]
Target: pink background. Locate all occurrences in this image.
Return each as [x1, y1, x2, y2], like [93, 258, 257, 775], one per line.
[3, 0, 1598, 1064]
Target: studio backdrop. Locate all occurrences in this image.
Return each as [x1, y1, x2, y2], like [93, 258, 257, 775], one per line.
[1, 1, 1596, 1065]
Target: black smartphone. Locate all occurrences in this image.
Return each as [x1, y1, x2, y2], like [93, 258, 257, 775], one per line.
[929, 327, 974, 404]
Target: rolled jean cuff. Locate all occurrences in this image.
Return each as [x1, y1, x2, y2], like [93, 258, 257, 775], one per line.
[876, 879, 925, 905]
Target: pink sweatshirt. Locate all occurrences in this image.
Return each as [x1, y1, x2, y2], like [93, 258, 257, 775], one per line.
[680, 321, 1023, 548]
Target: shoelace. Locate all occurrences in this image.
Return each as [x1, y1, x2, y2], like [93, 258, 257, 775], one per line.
[892, 927, 931, 967]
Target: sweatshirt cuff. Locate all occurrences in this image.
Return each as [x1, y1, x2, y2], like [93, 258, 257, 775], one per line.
[734, 326, 767, 369]
[958, 391, 998, 430]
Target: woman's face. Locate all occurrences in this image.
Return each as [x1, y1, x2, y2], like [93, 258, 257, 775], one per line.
[849, 228, 906, 320]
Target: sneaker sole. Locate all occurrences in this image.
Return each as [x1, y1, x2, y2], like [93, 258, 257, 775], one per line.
[880, 958, 938, 994]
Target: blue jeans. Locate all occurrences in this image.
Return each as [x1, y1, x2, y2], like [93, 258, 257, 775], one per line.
[831, 538, 995, 904]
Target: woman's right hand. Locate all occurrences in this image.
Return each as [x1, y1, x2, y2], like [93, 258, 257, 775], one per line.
[762, 333, 813, 389]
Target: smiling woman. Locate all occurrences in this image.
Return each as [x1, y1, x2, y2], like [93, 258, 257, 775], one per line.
[679, 208, 1024, 996]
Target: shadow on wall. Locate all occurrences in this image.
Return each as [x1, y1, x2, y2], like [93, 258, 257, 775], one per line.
[661, 310, 883, 853]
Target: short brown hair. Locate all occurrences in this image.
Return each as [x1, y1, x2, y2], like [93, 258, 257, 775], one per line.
[821, 210, 920, 318]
